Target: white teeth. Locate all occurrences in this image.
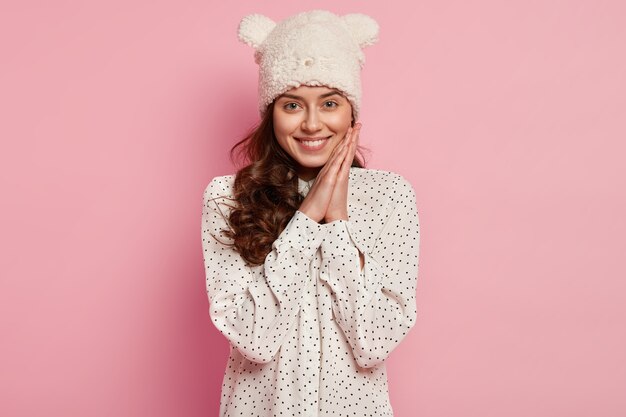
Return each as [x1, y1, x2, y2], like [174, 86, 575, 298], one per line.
[299, 139, 327, 147]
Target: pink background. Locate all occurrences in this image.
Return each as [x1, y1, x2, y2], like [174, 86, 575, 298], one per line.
[1, 1, 625, 416]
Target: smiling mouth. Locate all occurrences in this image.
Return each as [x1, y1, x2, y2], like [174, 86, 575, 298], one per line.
[295, 136, 332, 146]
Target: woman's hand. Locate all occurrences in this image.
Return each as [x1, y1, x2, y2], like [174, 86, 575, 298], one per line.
[298, 123, 360, 223]
[324, 123, 360, 223]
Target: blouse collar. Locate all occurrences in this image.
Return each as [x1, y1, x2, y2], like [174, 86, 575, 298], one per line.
[297, 176, 316, 197]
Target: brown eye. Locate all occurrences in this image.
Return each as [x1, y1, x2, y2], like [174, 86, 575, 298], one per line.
[324, 101, 338, 108]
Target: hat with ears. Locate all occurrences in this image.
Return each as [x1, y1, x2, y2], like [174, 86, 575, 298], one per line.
[237, 9, 379, 121]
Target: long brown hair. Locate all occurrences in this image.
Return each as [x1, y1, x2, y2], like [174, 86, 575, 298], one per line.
[218, 100, 368, 267]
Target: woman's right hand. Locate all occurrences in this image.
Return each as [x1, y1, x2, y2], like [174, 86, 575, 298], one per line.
[298, 126, 355, 223]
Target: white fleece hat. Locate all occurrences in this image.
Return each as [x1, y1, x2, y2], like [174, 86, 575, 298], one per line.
[237, 9, 379, 121]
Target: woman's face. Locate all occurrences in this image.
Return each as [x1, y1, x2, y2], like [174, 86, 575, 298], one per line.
[272, 85, 353, 181]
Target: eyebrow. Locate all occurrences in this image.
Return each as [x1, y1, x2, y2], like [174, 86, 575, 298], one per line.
[277, 90, 343, 100]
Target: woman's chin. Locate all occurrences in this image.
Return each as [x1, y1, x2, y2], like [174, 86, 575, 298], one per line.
[295, 157, 328, 169]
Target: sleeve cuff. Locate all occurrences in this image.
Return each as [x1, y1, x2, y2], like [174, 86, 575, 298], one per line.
[321, 219, 363, 259]
[272, 210, 327, 260]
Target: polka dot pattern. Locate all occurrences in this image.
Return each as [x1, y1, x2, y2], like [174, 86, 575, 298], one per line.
[201, 167, 420, 417]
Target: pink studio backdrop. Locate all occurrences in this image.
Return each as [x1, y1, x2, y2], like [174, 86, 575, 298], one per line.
[1, 1, 625, 416]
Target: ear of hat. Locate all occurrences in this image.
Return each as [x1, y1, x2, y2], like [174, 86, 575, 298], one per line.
[236, 9, 379, 121]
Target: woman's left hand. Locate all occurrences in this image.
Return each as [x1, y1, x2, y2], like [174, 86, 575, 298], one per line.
[324, 122, 360, 223]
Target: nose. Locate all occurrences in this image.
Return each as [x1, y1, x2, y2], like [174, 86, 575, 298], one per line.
[302, 110, 322, 132]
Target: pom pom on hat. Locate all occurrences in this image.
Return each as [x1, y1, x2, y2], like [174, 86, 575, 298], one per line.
[237, 13, 276, 51]
[342, 13, 380, 49]
[236, 9, 379, 121]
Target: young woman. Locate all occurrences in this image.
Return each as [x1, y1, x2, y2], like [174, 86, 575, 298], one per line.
[201, 10, 420, 417]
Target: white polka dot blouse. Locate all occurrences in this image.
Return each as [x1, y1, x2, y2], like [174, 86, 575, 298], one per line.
[201, 166, 420, 417]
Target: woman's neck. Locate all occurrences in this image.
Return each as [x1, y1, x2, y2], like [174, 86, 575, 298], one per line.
[296, 168, 320, 182]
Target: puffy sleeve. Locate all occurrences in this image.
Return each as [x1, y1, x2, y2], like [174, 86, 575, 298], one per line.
[201, 177, 328, 363]
[318, 175, 420, 368]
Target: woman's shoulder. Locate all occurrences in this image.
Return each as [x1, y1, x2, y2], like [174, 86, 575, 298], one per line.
[203, 173, 236, 202]
[350, 166, 414, 191]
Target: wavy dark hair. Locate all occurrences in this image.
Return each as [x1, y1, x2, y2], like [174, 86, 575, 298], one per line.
[217, 99, 369, 267]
